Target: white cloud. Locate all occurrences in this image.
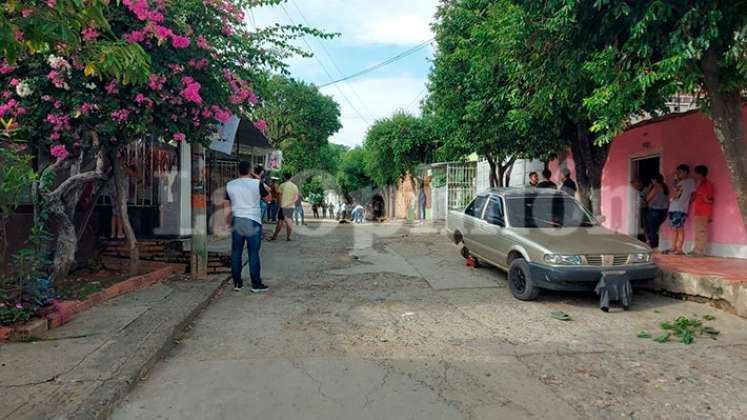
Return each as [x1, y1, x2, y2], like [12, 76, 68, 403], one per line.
[251, 0, 437, 46]
[321, 76, 427, 147]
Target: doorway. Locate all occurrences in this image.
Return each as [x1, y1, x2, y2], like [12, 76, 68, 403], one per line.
[630, 155, 661, 239]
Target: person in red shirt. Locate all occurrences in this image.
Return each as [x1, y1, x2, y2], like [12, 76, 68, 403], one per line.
[691, 165, 714, 256]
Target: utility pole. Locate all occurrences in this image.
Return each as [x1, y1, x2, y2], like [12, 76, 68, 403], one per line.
[191, 144, 208, 278]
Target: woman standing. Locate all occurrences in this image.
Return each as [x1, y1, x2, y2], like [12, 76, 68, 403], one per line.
[644, 173, 669, 250]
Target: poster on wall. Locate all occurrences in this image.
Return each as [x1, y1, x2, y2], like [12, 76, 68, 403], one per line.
[208, 115, 240, 154]
[265, 150, 283, 171]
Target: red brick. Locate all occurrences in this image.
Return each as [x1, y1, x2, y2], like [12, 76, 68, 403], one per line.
[0, 326, 11, 340]
[10, 318, 48, 342]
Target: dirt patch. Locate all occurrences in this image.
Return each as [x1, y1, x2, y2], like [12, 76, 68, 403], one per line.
[57, 266, 151, 301]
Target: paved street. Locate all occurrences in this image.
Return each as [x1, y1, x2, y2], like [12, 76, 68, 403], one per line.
[113, 222, 747, 420]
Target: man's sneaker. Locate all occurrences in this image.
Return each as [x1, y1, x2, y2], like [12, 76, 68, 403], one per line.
[250, 284, 269, 293]
[233, 286, 243, 292]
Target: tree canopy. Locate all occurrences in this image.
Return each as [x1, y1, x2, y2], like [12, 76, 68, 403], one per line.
[254, 75, 342, 174]
[362, 111, 439, 187]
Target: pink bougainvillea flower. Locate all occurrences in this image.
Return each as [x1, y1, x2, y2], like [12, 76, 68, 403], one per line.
[180, 77, 202, 104]
[148, 73, 166, 91]
[21, 8, 34, 17]
[196, 35, 210, 50]
[9, 79, 19, 87]
[254, 120, 268, 131]
[154, 25, 173, 40]
[111, 109, 130, 122]
[80, 103, 98, 114]
[124, 30, 146, 43]
[15, 32, 24, 41]
[47, 0, 57, 8]
[105, 80, 119, 94]
[173, 132, 186, 142]
[171, 35, 191, 48]
[50, 144, 68, 160]
[123, 0, 149, 20]
[15, 303, 23, 309]
[81, 27, 100, 41]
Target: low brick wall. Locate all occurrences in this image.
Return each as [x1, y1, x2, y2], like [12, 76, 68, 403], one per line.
[102, 239, 231, 274]
[1, 262, 174, 342]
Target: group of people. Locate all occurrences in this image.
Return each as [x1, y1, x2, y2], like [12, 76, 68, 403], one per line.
[311, 201, 367, 223]
[223, 162, 300, 293]
[633, 164, 714, 256]
[528, 168, 578, 196]
[262, 178, 305, 226]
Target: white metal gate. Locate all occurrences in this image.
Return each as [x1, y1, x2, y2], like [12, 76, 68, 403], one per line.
[447, 163, 477, 210]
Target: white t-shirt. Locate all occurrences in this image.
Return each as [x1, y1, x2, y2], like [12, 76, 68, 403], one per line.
[669, 177, 696, 214]
[225, 178, 268, 224]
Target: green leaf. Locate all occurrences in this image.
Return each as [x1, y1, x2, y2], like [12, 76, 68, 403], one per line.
[654, 333, 671, 343]
[703, 315, 716, 321]
[637, 331, 652, 339]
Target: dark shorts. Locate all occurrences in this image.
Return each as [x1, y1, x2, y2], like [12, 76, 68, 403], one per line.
[278, 207, 294, 221]
[668, 211, 688, 228]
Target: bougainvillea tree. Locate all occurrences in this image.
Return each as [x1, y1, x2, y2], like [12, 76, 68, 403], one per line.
[1, 0, 324, 283]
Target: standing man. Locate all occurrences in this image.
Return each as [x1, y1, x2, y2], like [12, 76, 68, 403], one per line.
[665, 164, 697, 255]
[272, 173, 299, 241]
[528, 171, 539, 187]
[224, 161, 270, 293]
[537, 169, 557, 189]
[691, 165, 714, 256]
[559, 168, 577, 197]
[294, 189, 305, 226]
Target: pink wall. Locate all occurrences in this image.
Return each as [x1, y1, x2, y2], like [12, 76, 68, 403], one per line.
[551, 108, 747, 248]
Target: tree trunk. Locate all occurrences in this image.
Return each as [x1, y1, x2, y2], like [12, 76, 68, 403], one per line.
[486, 154, 500, 188]
[701, 46, 747, 233]
[48, 150, 106, 285]
[571, 122, 609, 216]
[112, 155, 139, 277]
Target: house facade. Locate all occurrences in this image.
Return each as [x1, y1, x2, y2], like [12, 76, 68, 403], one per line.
[552, 106, 747, 259]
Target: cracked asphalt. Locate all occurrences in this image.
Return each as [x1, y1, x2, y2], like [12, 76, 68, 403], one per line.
[112, 222, 747, 420]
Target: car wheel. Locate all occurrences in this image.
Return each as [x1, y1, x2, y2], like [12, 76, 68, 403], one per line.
[508, 259, 540, 301]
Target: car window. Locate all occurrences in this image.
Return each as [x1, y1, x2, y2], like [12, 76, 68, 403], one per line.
[506, 194, 596, 228]
[465, 196, 487, 218]
[483, 197, 505, 226]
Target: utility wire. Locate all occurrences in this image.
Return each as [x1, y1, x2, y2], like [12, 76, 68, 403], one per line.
[406, 86, 428, 112]
[279, 4, 371, 125]
[318, 38, 435, 88]
[289, 0, 375, 118]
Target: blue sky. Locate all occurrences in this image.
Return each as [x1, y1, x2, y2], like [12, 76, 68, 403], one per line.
[251, 0, 439, 147]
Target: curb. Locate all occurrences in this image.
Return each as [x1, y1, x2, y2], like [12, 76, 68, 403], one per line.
[644, 270, 747, 318]
[0, 264, 175, 342]
[69, 275, 229, 420]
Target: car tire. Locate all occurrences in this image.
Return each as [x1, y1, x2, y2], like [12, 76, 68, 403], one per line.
[508, 258, 540, 301]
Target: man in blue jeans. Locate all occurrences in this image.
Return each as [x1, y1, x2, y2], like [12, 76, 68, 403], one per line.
[224, 161, 271, 293]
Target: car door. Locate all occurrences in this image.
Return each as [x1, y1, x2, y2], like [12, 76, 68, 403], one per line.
[462, 195, 488, 256]
[479, 195, 509, 267]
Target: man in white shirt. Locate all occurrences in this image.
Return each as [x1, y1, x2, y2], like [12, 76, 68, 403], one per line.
[666, 164, 696, 255]
[224, 161, 271, 292]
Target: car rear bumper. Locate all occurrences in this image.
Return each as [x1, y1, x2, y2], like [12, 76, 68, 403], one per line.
[527, 262, 659, 292]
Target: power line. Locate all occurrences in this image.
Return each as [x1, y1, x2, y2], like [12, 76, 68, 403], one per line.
[279, 4, 371, 125]
[318, 38, 434, 88]
[406, 86, 428, 111]
[288, 0, 374, 118]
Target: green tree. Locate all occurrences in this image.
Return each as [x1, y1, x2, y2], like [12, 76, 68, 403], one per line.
[337, 146, 373, 198]
[255, 75, 342, 173]
[1, 0, 323, 282]
[578, 0, 747, 230]
[362, 111, 438, 187]
[427, 0, 564, 189]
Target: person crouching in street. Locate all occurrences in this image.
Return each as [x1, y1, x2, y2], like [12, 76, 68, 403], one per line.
[272, 173, 299, 241]
[224, 161, 270, 293]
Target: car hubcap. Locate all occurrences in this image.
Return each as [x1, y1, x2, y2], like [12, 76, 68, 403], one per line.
[511, 267, 526, 292]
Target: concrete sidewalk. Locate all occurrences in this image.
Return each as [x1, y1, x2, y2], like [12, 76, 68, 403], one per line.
[648, 254, 747, 318]
[0, 276, 226, 420]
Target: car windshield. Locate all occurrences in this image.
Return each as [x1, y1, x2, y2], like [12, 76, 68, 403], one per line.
[506, 195, 596, 228]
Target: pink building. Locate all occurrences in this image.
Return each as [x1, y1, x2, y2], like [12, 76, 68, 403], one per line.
[553, 107, 747, 259]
